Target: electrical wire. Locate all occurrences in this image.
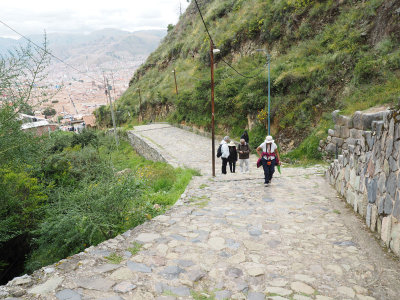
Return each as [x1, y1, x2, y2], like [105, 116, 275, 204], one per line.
[0, 19, 105, 85]
[192, 0, 263, 79]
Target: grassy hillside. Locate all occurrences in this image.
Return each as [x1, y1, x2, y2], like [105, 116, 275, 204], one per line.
[112, 0, 400, 159]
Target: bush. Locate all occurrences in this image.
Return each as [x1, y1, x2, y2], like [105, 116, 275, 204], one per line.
[26, 174, 144, 271]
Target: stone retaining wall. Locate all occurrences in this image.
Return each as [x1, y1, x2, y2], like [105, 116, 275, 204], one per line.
[127, 130, 168, 164]
[323, 109, 400, 256]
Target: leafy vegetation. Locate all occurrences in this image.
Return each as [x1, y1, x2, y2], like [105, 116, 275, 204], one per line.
[111, 0, 399, 162]
[0, 42, 197, 283]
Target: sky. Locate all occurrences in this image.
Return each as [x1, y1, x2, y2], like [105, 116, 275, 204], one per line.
[0, 0, 190, 38]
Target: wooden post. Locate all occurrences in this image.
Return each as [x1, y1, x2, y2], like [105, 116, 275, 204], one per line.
[173, 68, 178, 95]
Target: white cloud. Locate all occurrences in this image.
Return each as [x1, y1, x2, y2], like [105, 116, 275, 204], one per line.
[0, 0, 190, 38]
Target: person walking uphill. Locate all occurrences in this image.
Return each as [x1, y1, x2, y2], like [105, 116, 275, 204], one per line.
[257, 135, 281, 186]
[241, 131, 249, 144]
[219, 136, 230, 174]
[228, 141, 238, 173]
[237, 138, 250, 173]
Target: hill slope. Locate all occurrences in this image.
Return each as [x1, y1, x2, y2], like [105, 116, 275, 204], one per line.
[116, 0, 400, 156]
[0, 29, 166, 66]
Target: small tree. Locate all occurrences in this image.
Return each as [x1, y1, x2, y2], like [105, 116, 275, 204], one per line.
[43, 107, 56, 117]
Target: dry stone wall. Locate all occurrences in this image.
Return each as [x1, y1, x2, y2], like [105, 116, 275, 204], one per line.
[323, 109, 400, 256]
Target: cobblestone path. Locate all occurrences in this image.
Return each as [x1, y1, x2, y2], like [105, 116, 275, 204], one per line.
[3, 124, 400, 300]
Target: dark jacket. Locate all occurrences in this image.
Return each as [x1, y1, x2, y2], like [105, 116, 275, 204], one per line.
[241, 132, 249, 143]
[237, 143, 250, 159]
[228, 146, 238, 162]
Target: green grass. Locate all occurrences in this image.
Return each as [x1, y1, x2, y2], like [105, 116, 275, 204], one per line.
[103, 0, 399, 159]
[127, 242, 143, 256]
[188, 195, 210, 208]
[199, 184, 208, 189]
[191, 290, 216, 300]
[104, 253, 124, 264]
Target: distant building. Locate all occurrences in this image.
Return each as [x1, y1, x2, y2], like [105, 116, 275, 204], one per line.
[82, 115, 96, 128]
[20, 116, 58, 136]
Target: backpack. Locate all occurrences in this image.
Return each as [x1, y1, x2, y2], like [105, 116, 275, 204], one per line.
[216, 144, 222, 158]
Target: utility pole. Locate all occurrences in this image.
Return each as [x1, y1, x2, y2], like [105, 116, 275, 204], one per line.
[172, 68, 178, 95]
[210, 41, 216, 177]
[256, 49, 271, 135]
[103, 74, 119, 145]
[137, 88, 142, 122]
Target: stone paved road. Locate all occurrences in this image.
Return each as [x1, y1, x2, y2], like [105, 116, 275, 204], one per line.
[3, 124, 400, 300]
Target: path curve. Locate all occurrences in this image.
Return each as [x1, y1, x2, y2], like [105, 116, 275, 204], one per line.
[2, 124, 400, 300]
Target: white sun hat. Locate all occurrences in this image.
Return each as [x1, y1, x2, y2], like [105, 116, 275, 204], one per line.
[265, 135, 274, 143]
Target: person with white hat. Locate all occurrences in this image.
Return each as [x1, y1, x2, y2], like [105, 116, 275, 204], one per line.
[228, 140, 238, 173]
[219, 136, 230, 174]
[256, 135, 281, 186]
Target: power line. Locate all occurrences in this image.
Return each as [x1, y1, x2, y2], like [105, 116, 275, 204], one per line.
[192, 0, 262, 79]
[0, 19, 104, 85]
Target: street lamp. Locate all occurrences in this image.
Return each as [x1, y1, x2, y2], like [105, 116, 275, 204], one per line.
[210, 42, 220, 177]
[172, 69, 178, 95]
[256, 49, 271, 135]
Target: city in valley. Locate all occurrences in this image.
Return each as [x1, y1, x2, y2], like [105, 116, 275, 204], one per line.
[32, 57, 145, 129]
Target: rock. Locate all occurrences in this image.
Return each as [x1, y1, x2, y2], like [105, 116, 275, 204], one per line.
[366, 204, 372, 228]
[94, 264, 121, 274]
[384, 193, 393, 215]
[290, 282, 314, 295]
[208, 237, 225, 250]
[187, 269, 206, 282]
[316, 296, 333, 300]
[386, 138, 394, 159]
[381, 216, 392, 245]
[228, 251, 246, 264]
[156, 244, 169, 256]
[244, 263, 265, 276]
[326, 143, 337, 154]
[168, 286, 191, 297]
[367, 178, 377, 203]
[377, 172, 386, 194]
[244, 240, 264, 251]
[127, 261, 152, 273]
[393, 192, 400, 220]
[110, 267, 136, 280]
[389, 156, 398, 172]
[215, 290, 232, 300]
[248, 292, 265, 300]
[234, 278, 249, 293]
[264, 287, 292, 296]
[225, 267, 243, 278]
[293, 295, 312, 300]
[135, 233, 160, 243]
[8, 274, 32, 286]
[28, 276, 63, 295]
[77, 277, 115, 292]
[249, 228, 263, 236]
[113, 281, 137, 293]
[159, 265, 185, 279]
[352, 111, 363, 129]
[337, 286, 355, 298]
[327, 264, 343, 275]
[56, 289, 81, 300]
[387, 173, 397, 198]
[356, 295, 375, 300]
[155, 297, 176, 300]
[294, 274, 316, 284]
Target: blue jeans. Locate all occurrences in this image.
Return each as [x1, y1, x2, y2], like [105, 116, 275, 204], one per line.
[261, 158, 275, 183]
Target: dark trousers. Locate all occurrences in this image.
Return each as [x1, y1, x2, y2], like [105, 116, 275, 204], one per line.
[222, 158, 228, 174]
[262, 158, 275, 183]
[229, 161, 236, 173]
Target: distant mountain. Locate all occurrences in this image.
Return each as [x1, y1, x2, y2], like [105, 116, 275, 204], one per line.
[0, 28, 167, 66]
